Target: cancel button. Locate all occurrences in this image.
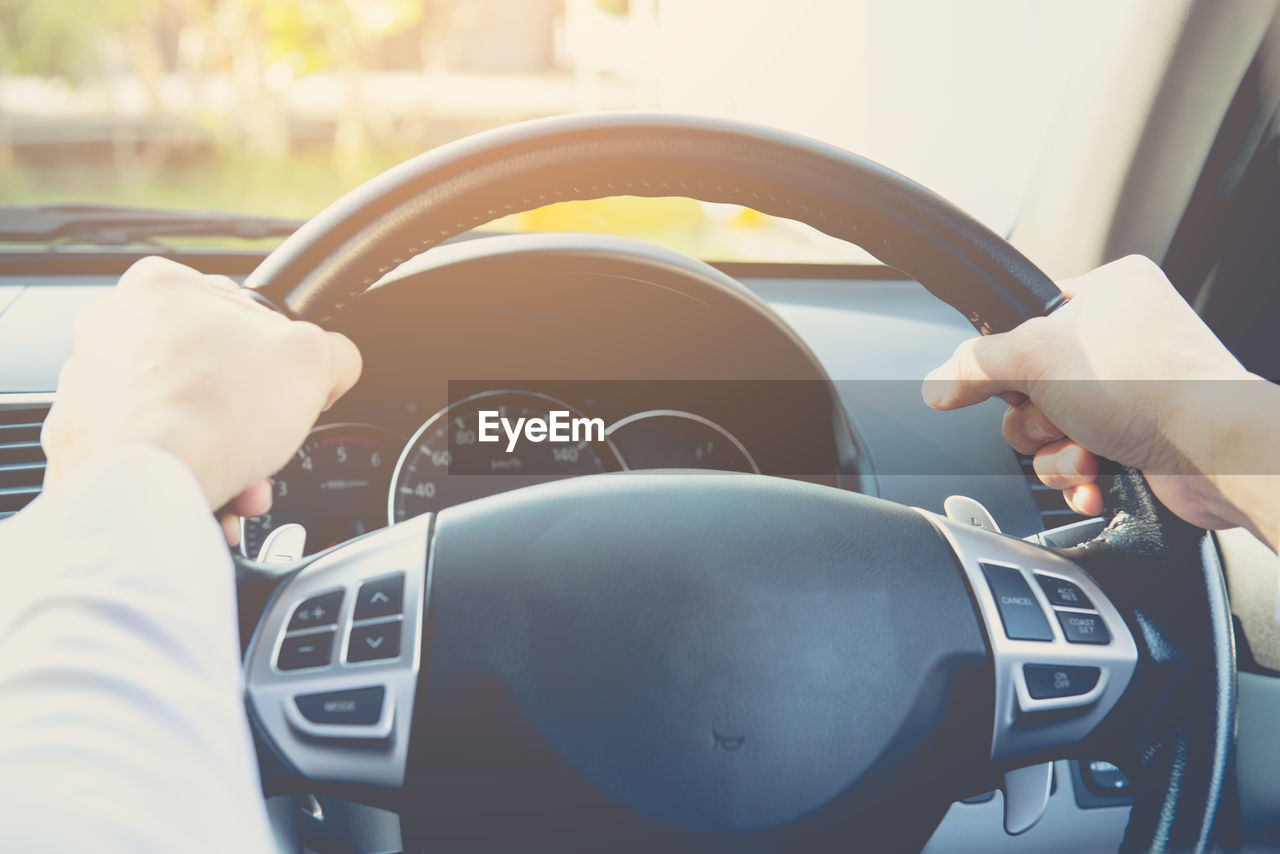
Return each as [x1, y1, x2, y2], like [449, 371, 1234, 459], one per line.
[979, 562, 1054, 642]
[295, 686, 385, 725]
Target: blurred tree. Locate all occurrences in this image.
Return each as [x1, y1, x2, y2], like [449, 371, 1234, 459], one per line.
[0, 1, 175, 106]
[0, 0, 103, 81]
[201, 0, 292, 160]
[0, 0, 429, 178]
[260, 0, 423, 173]
[0, 0, 175, 176]
[0, 0, 103, 174]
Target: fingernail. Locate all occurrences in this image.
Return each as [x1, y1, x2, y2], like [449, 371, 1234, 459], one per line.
[921, 373, 949, 408]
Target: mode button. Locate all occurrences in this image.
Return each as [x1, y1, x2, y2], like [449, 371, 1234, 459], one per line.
[295, 686, 385, 726]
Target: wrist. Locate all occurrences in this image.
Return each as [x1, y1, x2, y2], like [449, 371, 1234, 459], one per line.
[1175, 375, 1280, 549]
[47, 411, 224, 510]
[41, 441, 207, 506]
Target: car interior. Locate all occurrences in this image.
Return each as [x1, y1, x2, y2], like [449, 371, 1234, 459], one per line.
[2, 1, 1280, 852]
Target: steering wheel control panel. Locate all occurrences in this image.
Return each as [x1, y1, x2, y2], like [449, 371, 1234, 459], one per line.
[244, 513, 430, 789]
[918, 499, 1138, 836]
[919, 503, 1137, 759]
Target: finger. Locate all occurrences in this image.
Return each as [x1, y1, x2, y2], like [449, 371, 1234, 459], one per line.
[922, 328, 1034, 411]
[117, 255, 198, 291]
[321, 331, 363, 411]
[1032, 439, 1099, 490]
[226, 479, 273, 518]
[202, 275, 264, 309]
[1002, 400, 1066, 455]
[219, 512, 242, 547]
[1052, 279, 1079, 301]
[998, 391, 1028, 407]
[201, 274, 243, 295]
[1065, 482, 1104, 516]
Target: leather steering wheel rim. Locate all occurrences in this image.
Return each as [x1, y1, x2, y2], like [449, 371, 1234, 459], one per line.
[243, 112, 1233, 853]
[246, 112, 1064, 334]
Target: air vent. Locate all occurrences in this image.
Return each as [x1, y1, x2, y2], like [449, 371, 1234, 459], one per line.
[0, 405, 49, 520]
[1016, 453, 1091, 530]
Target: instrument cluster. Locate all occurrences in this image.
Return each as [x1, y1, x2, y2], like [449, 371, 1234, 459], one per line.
[241, 388, 758, 559]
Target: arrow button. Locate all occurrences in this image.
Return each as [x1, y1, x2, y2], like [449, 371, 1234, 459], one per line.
[347, 622, 400, 663]
[354, 573, 404, 620]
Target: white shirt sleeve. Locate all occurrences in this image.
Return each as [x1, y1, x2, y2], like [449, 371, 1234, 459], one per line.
[0, 445, 276, 853]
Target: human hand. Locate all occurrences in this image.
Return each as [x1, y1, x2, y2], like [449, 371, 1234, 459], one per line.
[41, 256, 362, 545]
[922, 255, 1267, 533]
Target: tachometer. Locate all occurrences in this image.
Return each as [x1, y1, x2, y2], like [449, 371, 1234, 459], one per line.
[241, 423, 403, 559]
[389, 391, 622, 523]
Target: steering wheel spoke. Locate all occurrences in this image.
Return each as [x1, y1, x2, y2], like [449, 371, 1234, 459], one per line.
[920, 508, 1139, 766]
[243, 514, 430, 791]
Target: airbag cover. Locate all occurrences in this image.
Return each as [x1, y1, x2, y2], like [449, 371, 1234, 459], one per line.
[422, 472, 986, 831]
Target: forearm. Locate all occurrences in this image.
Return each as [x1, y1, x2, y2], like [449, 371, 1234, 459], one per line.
[0, 446, 273, 853]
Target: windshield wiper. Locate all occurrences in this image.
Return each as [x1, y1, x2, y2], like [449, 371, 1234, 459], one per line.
[0, 204, 305, 246]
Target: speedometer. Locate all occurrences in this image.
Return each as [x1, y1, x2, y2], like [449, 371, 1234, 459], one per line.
[241, 423, 402, 559]
[389, 390, 622, 523]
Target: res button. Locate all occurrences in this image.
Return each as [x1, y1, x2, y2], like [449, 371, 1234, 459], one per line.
[1035, 574, 1094, 610]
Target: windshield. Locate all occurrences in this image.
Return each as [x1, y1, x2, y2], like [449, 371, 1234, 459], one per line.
[0, 0, 1107, 261]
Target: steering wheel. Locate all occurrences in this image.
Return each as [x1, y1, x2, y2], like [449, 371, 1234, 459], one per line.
[238, 114, 1234, 853]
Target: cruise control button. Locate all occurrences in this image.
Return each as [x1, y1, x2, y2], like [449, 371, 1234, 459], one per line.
[295, 686, 385, 725]
[1023, 664, 1100, 699]
[287, 590, 343, 631]
[1056, 611, 1111, 644]
[354, 574, 404, 621]
[1035, 574, 1094, 610]
[277, 631, 334, 670]
[981, 563, 1053, 641]
[347, 622, 401, 663]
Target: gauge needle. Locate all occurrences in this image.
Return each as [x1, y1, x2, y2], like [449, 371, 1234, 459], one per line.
[256, 523, 308, 563]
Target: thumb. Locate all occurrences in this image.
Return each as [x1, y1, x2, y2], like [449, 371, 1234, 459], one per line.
[922, 326, 1035, 411]
[321, 330, 363, 411]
